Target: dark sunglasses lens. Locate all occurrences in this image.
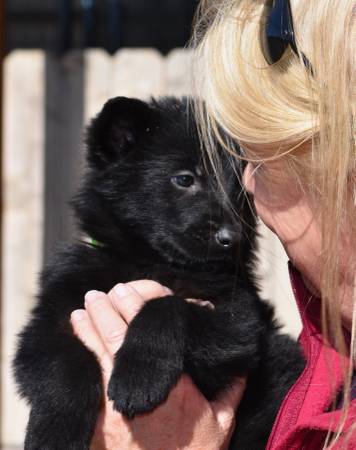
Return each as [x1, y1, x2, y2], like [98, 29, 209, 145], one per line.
[265, 36, 289, 64]
[261, 0, 295, 65]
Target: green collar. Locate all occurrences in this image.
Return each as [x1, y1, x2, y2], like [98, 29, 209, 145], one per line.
[89, 238, 104, 248]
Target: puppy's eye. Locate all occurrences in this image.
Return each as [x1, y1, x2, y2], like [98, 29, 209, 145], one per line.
[171, 173, 196, 189]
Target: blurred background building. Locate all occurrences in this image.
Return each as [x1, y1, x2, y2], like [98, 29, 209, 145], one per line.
[6, 0, 198, 54]
[0, 2, 301, 449]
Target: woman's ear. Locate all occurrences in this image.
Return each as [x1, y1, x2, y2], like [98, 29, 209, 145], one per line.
[86, 96, 152, 168]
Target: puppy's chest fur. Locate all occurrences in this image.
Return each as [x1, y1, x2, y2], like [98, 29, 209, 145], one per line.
[48, 243, 246, 310]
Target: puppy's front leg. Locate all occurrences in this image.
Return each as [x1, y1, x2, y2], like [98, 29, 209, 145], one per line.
[15, 323, 103, 450]
[108, 295, 186, 418]
[108, 292, 264, 418]
[184, 297, 263, 400]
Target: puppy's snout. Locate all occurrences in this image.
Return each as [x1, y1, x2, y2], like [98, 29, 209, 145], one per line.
[215, 227, 239, 248]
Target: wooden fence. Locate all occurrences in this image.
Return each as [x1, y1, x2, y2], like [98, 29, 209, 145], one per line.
[0, 49, 302, 447]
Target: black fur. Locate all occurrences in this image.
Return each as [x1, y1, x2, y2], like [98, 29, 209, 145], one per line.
[14, 97, 305, 450]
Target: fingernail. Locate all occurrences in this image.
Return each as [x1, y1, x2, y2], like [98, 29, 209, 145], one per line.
[85, 290, 101, 303]
[115, 283, 133, 297]
[185, 299, 215, 310]
[71, 309, 86, 322]
[201, 301, 215, 311]
[163, 286, 173, 295]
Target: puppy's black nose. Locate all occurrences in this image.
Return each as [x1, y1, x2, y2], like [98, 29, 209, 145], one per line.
[215, 228, 238, 248]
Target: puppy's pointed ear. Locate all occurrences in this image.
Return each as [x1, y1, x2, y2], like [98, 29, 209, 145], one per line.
[86, 97, 152, 167]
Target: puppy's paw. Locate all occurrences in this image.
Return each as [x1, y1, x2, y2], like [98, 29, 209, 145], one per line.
[108, 339, 183, 418]
[108, 295, 186, 418]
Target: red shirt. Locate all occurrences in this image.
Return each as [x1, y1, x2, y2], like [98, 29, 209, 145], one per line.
[266, 265, 356, 450]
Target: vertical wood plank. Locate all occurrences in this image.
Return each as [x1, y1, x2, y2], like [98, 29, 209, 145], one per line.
[1, 50, 45, 446]
[84, 49, 112, 123]
[44, 51, 84, 261]
[165, 48, 193, 97]
[112, 49, 165, 99]
[0, 0, 5, 442]
[84, 48, 166, 135]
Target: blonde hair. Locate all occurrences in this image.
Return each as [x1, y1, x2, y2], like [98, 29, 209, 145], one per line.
[192, 0, 355, 446]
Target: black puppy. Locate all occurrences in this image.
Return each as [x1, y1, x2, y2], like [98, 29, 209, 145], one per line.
[14, 97, 304, 450]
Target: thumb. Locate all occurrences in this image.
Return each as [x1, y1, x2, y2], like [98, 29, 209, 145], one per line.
[210, 377, 247, 431]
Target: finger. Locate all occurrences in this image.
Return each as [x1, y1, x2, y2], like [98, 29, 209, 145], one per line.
[107, 284, 146, 324]
[185, 298, 215, 310]
[122, 280, 172, 300]
[108, 280, 171, 324]
[128, 279, 173, 298]
[70, 309, 112, 378]
[210, 377, 247, 430]
[84, 290, 128, 355]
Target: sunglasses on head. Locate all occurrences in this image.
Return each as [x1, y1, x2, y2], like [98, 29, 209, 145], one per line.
[261, 0, 312, 72]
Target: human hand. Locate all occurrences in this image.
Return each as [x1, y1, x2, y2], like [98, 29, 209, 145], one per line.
[71, 280, 246, 450]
